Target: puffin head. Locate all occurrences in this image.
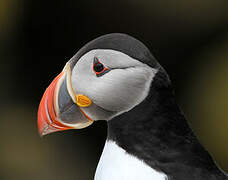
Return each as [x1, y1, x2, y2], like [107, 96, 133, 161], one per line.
[37, 33, 165, 136]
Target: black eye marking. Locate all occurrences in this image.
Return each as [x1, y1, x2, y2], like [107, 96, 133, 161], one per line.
[93, 58, 104, 72]
[93, 57, 110, 77]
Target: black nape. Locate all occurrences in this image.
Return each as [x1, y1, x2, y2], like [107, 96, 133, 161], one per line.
[108, 69, 227, 180]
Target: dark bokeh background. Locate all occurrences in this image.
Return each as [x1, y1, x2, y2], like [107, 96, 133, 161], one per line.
[1, 0, 228, 179]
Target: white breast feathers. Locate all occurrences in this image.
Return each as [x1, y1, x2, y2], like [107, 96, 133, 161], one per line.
[95, 140, 168, 180]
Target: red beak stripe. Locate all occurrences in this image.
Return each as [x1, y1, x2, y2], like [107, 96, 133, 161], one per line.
[37, 71, 73, 136]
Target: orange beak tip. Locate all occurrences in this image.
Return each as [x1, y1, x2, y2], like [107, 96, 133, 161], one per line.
[37, 72, 65, 137]
[37, 66, 94, 136]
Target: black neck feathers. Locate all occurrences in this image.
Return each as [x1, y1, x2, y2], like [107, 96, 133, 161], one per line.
[107, 69, 227, 180]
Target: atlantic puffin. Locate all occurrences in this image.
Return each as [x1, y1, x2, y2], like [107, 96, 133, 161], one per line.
[37, 33, 228, 180]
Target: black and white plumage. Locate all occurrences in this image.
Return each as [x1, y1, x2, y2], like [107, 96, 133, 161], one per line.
[38, 33, 228, 180]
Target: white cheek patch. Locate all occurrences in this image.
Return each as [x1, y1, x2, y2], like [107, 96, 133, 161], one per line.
[88, 66, 157, 112]
[71, 49, 157, 119]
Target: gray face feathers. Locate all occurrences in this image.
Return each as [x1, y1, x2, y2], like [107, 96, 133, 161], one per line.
[70, 49, 158, 121]
[67, 33, 161, 121]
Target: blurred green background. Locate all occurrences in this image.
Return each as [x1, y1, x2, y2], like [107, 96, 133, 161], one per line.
[0, 0, 228, 179]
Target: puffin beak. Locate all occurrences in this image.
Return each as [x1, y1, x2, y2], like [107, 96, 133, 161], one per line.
[37, 63, 94, 136]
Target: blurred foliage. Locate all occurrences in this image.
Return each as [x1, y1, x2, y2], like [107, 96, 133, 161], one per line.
[184, 34, 228, 170]
[0, 0, 228, 179]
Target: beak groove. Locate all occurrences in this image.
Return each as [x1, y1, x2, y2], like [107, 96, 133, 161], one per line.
[37, 71, 70, 136]
[37, 63, 94, 137]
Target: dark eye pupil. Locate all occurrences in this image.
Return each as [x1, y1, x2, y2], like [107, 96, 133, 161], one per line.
[94, 63, 104, 72]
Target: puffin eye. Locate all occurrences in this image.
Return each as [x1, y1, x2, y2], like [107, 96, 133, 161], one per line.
[93, 57, 110, 77]
[94, 63, 104, 72]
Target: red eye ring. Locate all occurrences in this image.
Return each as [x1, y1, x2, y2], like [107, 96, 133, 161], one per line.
[93, 57, 110, 77]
